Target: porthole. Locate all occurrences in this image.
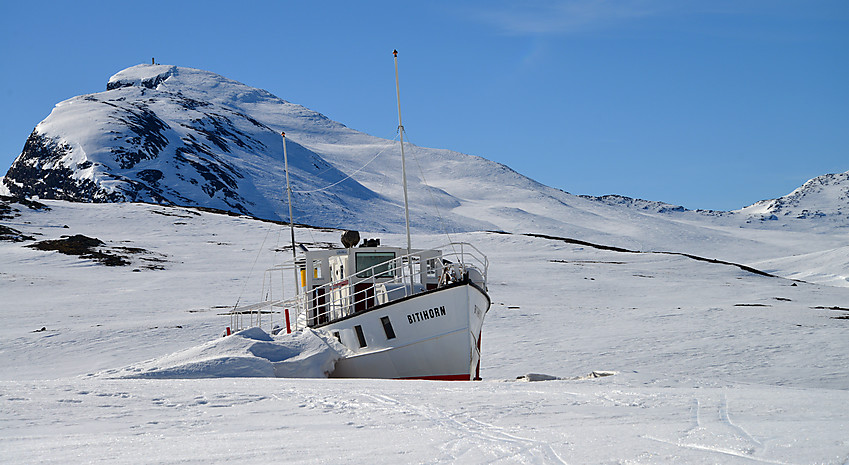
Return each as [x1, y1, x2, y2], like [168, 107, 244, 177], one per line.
[354, 325, 367, 348]
[380, 316, 396, 340]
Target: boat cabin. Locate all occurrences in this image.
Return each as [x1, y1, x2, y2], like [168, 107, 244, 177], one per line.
[297, 245, 445, 327]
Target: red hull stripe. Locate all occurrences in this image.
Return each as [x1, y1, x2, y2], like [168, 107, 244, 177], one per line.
[397, 374, 470, 381]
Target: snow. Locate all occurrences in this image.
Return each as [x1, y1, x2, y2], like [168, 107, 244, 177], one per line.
[107, 64, 176, 89]
[2, 198, 849, 463]
[740, 171, 849, 220]
[96, 327, 347, 380]
[2, 62, 849, 463]
[11, 62, 849, 249]
[752, 245, 849, 287]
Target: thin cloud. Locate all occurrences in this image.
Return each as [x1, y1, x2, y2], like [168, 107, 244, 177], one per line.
[467, 0, 678, 35]
[459, 0, 846, 36]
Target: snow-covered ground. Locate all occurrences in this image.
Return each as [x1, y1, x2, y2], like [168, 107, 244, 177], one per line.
[2, 199, 848, 463]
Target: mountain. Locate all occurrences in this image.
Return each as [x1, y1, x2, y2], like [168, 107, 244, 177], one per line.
[2, 65, 399, 231]
[3, 64, 847, 250]
[739, 171, 849, 221]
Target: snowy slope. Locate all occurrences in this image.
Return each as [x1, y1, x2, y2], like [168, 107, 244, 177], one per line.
[3, 65, 402, 231]
[2, 199, 849, 464]
[5, 64, 848, 253]
[740, 170, 849, 221]
[4, 63, 555, 234]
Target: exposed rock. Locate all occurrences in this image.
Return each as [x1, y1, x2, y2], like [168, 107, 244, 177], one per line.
[0, 225, 34, 242]
[3, 131, 113, 202]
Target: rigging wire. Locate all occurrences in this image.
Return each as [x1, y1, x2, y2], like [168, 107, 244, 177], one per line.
[400, 127, 459, 252]
[278, 127, 459, 254]
[281, 132, 398, 251]
[295, 130, 398, 180]
[231, 223, 275, 313]
[291, 132, 400, 194]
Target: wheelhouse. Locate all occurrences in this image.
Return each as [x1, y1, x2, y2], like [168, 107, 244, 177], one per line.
[227, 241, 487, 336]
[298, 245, 462, 327]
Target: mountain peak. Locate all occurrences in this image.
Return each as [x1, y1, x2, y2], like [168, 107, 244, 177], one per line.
[106, 64, 177, 91]
[740, 171, 849, 221]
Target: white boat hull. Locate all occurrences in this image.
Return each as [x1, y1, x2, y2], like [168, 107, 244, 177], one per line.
[323, 282, 490, 380]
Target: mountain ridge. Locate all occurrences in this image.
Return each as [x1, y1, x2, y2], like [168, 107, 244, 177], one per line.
[3, 64, 847, 240]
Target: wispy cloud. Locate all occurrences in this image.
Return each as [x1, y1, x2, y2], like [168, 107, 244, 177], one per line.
[460, 0, 848, 36]
[466, 0, 679, 35]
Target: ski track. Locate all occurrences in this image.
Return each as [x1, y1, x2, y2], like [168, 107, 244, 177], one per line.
[646, 391, 777, 464]
[642, 435, 793, 465]
[719, 393, 763, 449]
[359, 392, 567, 464]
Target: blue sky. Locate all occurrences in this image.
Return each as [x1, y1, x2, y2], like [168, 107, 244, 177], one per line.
[1, 0, 846, 211]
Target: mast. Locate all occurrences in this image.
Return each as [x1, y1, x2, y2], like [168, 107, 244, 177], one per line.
[281, 131, 299, 295]
[393, 49, 415, 283]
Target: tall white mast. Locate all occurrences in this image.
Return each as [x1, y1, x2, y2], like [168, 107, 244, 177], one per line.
[281, 131, 299, 295]
[393, 50, 415, 282]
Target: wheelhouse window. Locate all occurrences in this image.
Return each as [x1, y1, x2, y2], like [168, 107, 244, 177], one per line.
[426, 258, 439, 278]
[356, 252, 395, 278]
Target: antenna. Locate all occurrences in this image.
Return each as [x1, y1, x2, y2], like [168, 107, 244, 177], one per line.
[394, 50, 415, 284]
[282, 131, 299, 295]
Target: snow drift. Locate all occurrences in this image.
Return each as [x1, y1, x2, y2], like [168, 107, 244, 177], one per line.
[97, 327, 349, 379]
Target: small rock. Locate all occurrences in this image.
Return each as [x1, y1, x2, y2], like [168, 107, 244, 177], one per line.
[517, 373, 560, 382]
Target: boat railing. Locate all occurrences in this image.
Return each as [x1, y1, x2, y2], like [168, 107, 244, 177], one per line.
[227, 242, 487, 334]
[298, 242, 487, 331]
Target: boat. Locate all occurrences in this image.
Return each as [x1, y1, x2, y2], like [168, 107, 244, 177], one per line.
[286, 239, 490, 380]
[228, 50, 491, 380]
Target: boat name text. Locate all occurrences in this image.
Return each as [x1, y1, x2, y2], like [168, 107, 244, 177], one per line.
[408, 306, 446, 324]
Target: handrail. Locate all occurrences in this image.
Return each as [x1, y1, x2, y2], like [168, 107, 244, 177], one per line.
[229, 242, 487, 334]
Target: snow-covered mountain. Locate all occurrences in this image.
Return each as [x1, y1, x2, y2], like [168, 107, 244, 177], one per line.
[5, 64, 586, 235]
[3, 64, 847, 249]
[740, 171, 849, 221]
[2, 65, 398, 231]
